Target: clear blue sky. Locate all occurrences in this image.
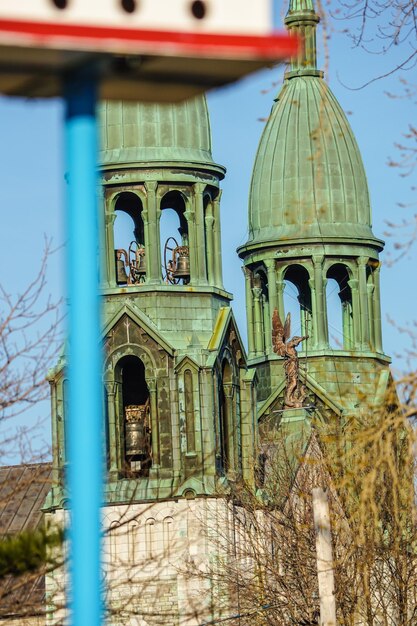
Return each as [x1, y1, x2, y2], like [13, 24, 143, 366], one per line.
[0, 2, 415, 459]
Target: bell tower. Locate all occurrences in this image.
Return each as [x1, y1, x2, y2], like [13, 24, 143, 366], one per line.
[46, 97, 256, 509]
[237, 0, 390, 416]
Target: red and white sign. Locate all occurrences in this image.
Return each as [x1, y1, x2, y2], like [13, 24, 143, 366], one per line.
[0, 1, 298, 100]
[0, 0, 272, 36]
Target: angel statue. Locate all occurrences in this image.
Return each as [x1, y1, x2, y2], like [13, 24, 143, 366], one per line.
[272, 308, 308, 409]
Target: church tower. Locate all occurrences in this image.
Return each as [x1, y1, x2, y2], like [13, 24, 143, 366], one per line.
[238, 0, 391, 424]
[47, 97, 256, 508]
[45, 96, 257, 624]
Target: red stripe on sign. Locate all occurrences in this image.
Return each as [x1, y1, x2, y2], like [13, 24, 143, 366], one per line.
[0, 19, 298, 59]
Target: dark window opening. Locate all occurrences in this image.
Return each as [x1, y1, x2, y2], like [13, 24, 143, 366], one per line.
[219, 360, 233, 475]
[118, 355, 151, 476]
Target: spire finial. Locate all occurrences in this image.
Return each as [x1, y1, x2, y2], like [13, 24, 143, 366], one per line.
[284, 0, 322, 77]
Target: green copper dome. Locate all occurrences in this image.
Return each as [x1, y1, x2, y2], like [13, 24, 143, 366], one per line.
[245, 0, 380, 248]
[99, 97, 217, 168]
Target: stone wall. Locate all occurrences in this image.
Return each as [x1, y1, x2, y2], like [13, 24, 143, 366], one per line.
[46, 497, 235, 626]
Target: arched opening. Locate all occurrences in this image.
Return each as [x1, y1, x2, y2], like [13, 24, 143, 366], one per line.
[219, 360, 233, 475]
[160, 191, 190, 285]
[252, 269, 269, 353]
[326, 264, 353, 350]
[283, 265, 312, 349]
[114, 192, 146, 285]
[145, 518, 156, 559]
[163, 517, 174, 557]
[116, 355, 151, 476]
[128, 521, 139, 563]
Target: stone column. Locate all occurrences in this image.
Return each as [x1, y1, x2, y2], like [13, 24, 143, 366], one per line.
[252, 286, 264, 355]
[342, 301, 354, 350]
[213, 192, 224, 289]
[204, 209, 215, 285]
[312, 255, 328, 348]
[373, 263, 383, 353]
[148, 379, 160, 469]
[348, 278, 361, 349]
[194, 182, 208, 285]
[244, 267, 255, 358]
[308, 278, 317, 349]
[262, 294, 272, 353]
[276, 276, 285, 321]
[49, 379, 60, 487]
[99, 188, 109, 288]
[144, 181, 161, 284]
[184, 206, 197, 284]
[265, 259, 277, 350]
[358, 256, 370, 350]
[104, 379, 119, 479]
[105, 208, 116, 288]
[140, 205, 150, 282]
[367, 282, 375, 350]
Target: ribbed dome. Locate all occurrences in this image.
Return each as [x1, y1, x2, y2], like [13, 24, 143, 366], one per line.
[247, 75, 377, 246]
[99, 97, 216, 168]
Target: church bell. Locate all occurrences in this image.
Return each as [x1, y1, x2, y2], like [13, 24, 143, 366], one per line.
[173, 246, 190, 279]
[128, 242, 147, 283]
[115, 249, 129, 284]
[125, 421, 147, 460]
[124, 403, 150, 460]
[133, 247, 146, 275]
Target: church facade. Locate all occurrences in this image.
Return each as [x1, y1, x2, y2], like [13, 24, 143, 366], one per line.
[40, 0, 392, 624]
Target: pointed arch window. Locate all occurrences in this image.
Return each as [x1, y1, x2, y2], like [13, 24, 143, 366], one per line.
[160, 191, 190, 285]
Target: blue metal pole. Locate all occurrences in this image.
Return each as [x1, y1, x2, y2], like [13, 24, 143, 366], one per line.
[64, 71, 103, 626]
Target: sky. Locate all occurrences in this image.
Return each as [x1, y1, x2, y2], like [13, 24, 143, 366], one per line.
[0, 1, 416, 460]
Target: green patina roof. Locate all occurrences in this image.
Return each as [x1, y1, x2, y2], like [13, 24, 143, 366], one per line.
[99, 97, 216, 168]
[246, 0, 378, 247]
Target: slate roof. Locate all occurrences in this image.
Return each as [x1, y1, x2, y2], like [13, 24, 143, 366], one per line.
[0, 463, 52, 619]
